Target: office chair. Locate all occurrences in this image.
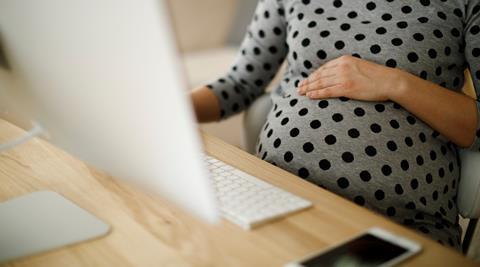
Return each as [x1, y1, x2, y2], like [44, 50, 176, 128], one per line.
[242, 89, 480, 255]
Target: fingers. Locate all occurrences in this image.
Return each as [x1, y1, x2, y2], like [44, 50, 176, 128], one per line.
[299, 67, 338, 89]
[305, 84, 345, 99]
[298, 74, 340, 95]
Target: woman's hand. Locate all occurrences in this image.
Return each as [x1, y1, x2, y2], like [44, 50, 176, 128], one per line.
[297, 55, 402, 101]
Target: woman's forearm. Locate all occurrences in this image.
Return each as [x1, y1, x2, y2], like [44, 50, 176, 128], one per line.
[191, 86, 221, 123]
[389, 70, 477, 148]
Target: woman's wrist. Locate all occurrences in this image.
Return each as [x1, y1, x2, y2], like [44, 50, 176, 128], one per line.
[386, 69, 414, 103]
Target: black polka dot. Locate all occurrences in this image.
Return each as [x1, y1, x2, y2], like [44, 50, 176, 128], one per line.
[433, 29, 443, 38]
[290, 99, 298, 107]
[302, 38, 311, 47]
[416, 155, 424, 166]
[284, 151, 293, 162]
[342, 152, 354, 163]
[366, 2, 376, 11]
[360, 170, 372, 182]
[387, 141, 398, 151]
[354, 196, 365, 206]
[419, 132, 427, 143]
[420, 197, 427, 206]
[332, 113, 343, 122]
[375, 27, 387, 35]
[310, 120, 321, 129]
[420, 0, 430, 6]
[391, 38, 403, 46]
[325, 135, 337, 145]
[319, 159, 331, 170]
[407, 52, 419, 62]
[347, 128, 360, 138]
[354, 107, 365, 116]
[401, 5, 412, 14]
[375, 190, 385, 200]
[340, 23, 351, 31]
[335, 40, 345, 50]
[299, 108, 309, 116]
[406, 202, 416, 210]
[425, 173, 433, 184]
[337, 177, 350, 188]
[386, 207, 396, 216]
[355, 34, 366, 41]
[400, 160, 409, 171]
[273, 27, 282, 35]
[370, 44, 381, 54]
[397, 21, 408, 29]
[258, 30, 265, 38]
[395, 184, 404, 195]
[268, 46, 278, 54]
[382, 13, 392, 21]
[304, 60, 312, 69]
[303, 142, 314, 153]
[411, 179, 419, 190]
[290, 128, 300, 137]
[273, 138, 281, 148]
[405, 137, 413, 147]
[438, 167, 445, 178]
[318, 100, 329, 108]
[413, 33, 424, 41]
[386, 59, 397, 68]
[370, 123, 382, 133]
[381, 165, 392, 176]
[437, 11, 447, 20]
[298, 167, 310, 178]
[347, 11, 357, 18]
[365, 146, 377, 157]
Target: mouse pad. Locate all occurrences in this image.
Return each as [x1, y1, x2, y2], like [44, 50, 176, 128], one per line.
[0, 191, 110, 263]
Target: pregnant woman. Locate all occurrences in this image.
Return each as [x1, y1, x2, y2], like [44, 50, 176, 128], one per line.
[191, 0, 480, 250]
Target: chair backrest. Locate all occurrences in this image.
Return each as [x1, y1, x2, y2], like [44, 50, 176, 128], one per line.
[458, 70, 480, 219]
[458, 150, 480, 218]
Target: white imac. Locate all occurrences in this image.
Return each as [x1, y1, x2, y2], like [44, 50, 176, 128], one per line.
[0, 0, 219, 223]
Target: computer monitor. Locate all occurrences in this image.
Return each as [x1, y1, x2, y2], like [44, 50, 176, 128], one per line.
[0, 0, 219, 223]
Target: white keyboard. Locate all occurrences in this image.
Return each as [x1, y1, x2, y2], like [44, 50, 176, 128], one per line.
[203, 155, 312, 230]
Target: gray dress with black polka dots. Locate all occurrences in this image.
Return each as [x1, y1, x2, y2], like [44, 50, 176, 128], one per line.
[207, 0, 480, 250]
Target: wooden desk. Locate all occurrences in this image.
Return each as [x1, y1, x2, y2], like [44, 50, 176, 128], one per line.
[0, 119, 477, 267]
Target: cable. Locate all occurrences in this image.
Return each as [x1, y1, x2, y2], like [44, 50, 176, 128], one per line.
[0, 121, 44, 152]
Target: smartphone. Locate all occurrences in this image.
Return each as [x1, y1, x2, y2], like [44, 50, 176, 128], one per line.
[285, 227, 422, 267]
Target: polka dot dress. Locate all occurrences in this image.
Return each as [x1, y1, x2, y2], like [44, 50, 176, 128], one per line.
[207, 0, 480, 250]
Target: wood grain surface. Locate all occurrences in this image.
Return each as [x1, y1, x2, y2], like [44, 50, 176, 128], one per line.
[0, 119, 477, 267]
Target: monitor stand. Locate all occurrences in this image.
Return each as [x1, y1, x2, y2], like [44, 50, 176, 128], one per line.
[0, 191, 110, 263]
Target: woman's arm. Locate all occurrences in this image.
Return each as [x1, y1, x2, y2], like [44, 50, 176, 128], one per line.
[191, 86, 221, 123]
[299, 1, 480, 150]
[390, 71, 477, 148]
[190, 0, 288, 122]
[297, 55, 477, 148]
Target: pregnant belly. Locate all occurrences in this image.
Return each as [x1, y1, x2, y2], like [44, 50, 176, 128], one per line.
[255, 96, 458, 191]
